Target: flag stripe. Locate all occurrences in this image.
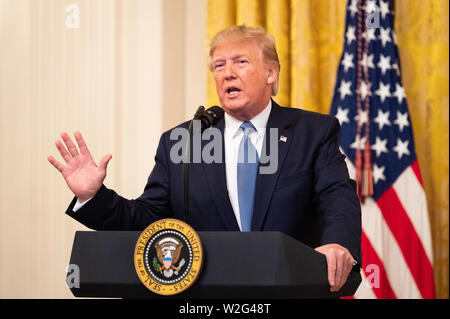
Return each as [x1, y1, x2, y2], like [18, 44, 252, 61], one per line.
[410, 160, 424, 186]
[353, 270, 377, 299]
[393, 163, 434, 262]
[366, 197, 422, 298]
[347, 158, 422, 298]
[376, 188, 435, 298]
[331, 0, 435, 299]
[360, 230, 397, 298]
[361, 196, 421, 298]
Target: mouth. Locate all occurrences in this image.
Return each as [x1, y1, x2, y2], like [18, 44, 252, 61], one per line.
[225, 86, 242, 97]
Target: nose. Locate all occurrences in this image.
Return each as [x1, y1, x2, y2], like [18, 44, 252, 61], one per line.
[224, 63, 237, 80]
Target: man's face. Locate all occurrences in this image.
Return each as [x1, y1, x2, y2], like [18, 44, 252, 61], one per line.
[211, 39, 277, 121]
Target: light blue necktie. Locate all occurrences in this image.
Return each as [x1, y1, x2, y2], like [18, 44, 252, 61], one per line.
[237, 121, 259, 232]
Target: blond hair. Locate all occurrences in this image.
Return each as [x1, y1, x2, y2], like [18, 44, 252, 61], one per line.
[208, 25, 280, 96]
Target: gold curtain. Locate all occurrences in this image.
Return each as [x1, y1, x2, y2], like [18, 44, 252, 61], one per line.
[206, 0, 449, 298]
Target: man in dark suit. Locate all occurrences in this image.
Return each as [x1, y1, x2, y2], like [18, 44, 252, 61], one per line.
[48, 25, 361, 293]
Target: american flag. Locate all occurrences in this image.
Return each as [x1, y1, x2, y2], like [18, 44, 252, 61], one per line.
[330, 0, 435, 298]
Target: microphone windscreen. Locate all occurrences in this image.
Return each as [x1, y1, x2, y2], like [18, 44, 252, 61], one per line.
[204, 106, 224, 127]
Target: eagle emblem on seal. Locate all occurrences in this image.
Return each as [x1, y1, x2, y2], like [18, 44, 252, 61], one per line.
[153, 237, 185, 278]
[134, 218, 204, 295]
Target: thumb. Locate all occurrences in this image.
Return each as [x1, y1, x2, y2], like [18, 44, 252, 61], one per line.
[98, 154, 112, 171]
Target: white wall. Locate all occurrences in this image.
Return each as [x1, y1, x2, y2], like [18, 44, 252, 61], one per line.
[0, 0, 206, 298]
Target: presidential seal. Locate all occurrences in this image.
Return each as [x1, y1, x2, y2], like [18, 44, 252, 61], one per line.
[134, 218, 203, 295]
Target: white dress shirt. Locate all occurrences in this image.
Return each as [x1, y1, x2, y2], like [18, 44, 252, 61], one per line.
[73, 100, 273, 230]
[224, 100, 272, 230]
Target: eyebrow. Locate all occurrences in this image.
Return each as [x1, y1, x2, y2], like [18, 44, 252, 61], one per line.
[231, 55, 247, 60]
[212, 54, 248, 63]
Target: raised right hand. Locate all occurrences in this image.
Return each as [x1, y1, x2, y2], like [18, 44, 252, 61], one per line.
[48, 131, 112, 202]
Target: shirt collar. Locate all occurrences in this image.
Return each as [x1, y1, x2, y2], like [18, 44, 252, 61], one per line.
[224, 100, 272, 138]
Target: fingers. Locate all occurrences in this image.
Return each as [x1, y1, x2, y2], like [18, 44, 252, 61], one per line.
[325, 251, 337, 292]
[335, 252, 354, 292]
[52, 132, 110, 170]
[343, 256, 355, 286]
[61, 132, 80, 158]
[55, 139, 72, 163]
[47, 155, 64, 172]
[315, 246, 338, 291]
[315, 244, 354, 293]
[54, 132, 91, 163]
[55, 132, 78, 163]
[334, 251, 346, 292]
[74, 131, 93, 159]
[98, 154, 112, 171]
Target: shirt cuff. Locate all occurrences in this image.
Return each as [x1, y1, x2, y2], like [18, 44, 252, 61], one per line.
[72, 196, 93, 212]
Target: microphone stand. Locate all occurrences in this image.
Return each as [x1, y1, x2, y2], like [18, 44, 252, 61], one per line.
[183, 106, 205, 225]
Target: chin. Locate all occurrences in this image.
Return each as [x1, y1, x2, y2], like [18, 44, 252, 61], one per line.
[222, 99, 247, 113]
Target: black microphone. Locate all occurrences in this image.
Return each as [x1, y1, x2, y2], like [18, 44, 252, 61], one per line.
[184, 105, 223, 226]
[197, 106, 224, 132]
[188, 105, 205, 135]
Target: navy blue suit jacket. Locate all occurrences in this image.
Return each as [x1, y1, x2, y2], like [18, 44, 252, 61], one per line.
[66, 101, 362, 263]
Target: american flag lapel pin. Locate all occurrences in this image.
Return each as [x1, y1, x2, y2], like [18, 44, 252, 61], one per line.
[279, 135, 287, 143]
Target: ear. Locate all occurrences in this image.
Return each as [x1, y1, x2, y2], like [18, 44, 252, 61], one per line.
[266, 65, 279, 85]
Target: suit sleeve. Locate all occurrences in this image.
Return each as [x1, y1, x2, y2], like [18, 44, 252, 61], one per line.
[65, 133, 173, 231]
[313, 116, 362, 265]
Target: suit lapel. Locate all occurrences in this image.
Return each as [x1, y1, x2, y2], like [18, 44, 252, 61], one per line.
[201, 101, 293, 232]
[201, 117, 240, 231]
[252, 101, 293, 231]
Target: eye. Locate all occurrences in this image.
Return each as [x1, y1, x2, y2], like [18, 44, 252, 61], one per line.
[214, 63, 224, 70]
[238, 59, 248, 64]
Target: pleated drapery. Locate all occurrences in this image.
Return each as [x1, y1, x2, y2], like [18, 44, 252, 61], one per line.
[206, 0, 448, 299]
